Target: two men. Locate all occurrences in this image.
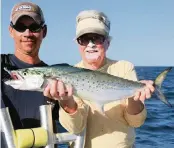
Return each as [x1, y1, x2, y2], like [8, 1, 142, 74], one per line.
[1, 2, 155, 148]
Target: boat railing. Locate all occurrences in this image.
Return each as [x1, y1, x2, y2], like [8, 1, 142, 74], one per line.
[0, 105, 86, 148]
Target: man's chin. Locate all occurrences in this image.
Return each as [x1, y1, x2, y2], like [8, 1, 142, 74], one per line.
[85, 54, 100, 60]
[86, 58, 99, 64]
[22, 46, 36, 52]
[22, 48, 36, 55]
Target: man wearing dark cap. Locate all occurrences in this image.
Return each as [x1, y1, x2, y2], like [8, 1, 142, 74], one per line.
[1, 2, 68, 148]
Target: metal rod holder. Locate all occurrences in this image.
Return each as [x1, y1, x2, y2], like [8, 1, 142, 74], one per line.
[40, 105, 86, 148]
[0, 107, 16, 148]
[40, 105, 55, 148]
[0, 105, 87, 148]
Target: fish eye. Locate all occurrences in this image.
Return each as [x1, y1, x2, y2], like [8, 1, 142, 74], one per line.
[23, 72, 27, 76]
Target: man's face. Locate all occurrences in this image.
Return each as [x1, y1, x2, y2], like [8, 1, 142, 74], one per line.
[77, 33, 110, 69]
[9, 16, 45, 56]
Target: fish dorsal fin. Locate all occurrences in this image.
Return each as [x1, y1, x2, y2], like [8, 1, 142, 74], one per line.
[50, 63, 70, 67]
[50, 64, 92, 75]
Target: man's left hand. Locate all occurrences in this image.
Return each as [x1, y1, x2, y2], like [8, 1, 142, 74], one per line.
[134, 80, 155, 104]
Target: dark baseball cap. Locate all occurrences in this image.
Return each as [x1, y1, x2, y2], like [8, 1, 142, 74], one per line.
[10, 2, 45, 25]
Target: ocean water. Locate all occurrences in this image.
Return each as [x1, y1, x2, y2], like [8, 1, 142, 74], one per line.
[135, 67, 174, 148]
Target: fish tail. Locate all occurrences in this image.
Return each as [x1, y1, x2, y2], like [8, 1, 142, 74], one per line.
[154, 67, 173, 107]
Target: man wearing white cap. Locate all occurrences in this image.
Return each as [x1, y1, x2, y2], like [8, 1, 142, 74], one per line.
[44, 10, 155, 148]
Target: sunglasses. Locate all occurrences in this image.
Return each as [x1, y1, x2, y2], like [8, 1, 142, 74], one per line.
[10, 22, 45, 33]
[77, 34, 105, 46]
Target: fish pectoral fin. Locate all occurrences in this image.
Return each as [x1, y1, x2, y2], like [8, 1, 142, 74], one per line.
[95, 103, 105, 115]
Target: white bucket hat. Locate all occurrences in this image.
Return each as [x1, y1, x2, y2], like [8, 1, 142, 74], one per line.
[76, 10, 110, 39]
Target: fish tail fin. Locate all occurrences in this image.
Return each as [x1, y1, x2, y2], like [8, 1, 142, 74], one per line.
[154, 67, 173, 107]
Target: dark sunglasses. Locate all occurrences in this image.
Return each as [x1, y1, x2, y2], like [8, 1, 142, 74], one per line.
[10, 22, 45, 33]
[77, 34, 105, 46]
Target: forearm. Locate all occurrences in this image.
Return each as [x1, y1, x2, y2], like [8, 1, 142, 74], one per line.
[126, 97, 144, 115]
[59, 97, 88, 134]
[122, 98, 147, 127]
[59, 97, 77, 114]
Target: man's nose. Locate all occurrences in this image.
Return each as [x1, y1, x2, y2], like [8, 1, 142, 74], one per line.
[23, 29, 33, 36]
[87, 40, 96, 48]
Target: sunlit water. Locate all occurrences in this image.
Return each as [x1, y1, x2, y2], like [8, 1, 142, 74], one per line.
[135, 67, 174, 148]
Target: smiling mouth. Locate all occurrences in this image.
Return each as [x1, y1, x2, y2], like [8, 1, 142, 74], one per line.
[86, 50, 98, 53]
[23, 41, 34, 43]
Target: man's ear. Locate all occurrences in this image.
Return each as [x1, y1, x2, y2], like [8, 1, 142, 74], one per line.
[43, 25, 47, 38]
[9, 26, 14, 38]
[107, 39, 110, 47]
[75, 39, 78, 44]
[107, 36, 112, 46]
[104, 38, 110, 51]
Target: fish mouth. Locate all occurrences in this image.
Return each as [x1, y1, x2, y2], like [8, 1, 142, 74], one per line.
[3, 68, 24, 80]
[10, 72, 24, 80]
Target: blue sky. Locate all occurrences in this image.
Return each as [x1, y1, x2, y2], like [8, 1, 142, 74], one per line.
[1, 0, 174, 66]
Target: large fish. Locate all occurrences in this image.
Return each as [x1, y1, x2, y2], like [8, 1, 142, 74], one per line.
[4, 64, 172, 112]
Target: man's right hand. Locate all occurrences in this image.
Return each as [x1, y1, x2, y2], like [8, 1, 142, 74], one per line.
[43, 79, 77, 113]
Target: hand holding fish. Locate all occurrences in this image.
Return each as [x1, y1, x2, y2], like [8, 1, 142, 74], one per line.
[43, 79, 77, 113]
[126, 80, 155, 115]
[134, 80, 155, 103]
